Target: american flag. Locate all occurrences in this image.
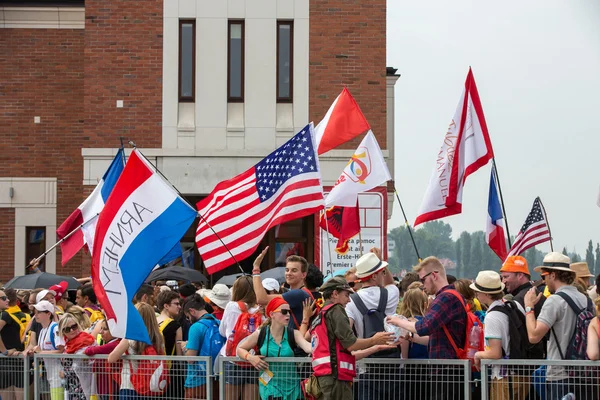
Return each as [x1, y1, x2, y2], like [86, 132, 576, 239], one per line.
[196, 124, 324, 274]
[507, 197, 551, 257]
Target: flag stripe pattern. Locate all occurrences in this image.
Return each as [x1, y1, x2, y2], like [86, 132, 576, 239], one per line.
[57, 148, 124, 265]
[507, 197, 550, 257]
[486, 166, 507, 260]
[92, 150, 197, 343]
[196, 124, 324, 274]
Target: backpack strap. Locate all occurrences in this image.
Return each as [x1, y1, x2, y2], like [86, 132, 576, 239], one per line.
[550, 328, 565, 360]
[287, 325, 297, 354]
[350, 287, 388, 316]
[350, 292, 368, 316]
[441, 289, 467, 357]
[256, 327, 268, 354]
[553, 291, 584, 315]
[238, 301, 248, 313]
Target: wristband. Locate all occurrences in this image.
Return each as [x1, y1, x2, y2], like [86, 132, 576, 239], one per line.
[244, 353, 251, 361]
[526, 310, 535, 316]
[301, 320, 309, 325]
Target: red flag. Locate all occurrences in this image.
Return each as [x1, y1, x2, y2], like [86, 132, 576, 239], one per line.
[314, 88, 370, 155]
[415, 68, 494, 226]
[319, 204, 361, 254]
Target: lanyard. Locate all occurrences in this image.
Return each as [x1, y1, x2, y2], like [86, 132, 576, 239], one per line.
[265, 327, 282, 358]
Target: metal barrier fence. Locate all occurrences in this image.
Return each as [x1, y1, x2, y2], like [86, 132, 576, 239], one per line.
[13, 354, 600, 400]
[480, 359, 600, 400]
[217, 356, 472, 400]
[33, 353, 212, 400]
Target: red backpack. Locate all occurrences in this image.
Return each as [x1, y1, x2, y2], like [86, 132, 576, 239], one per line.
[441, 289, 484, 361]
[130, 345, 169, 396]
[225, 302, 263, 366]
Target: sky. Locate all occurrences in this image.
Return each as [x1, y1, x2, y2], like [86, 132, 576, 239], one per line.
[386, 1, 600, 255]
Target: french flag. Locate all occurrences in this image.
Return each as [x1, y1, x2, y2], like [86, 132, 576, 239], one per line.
[314, 87, 370, 155]
[91, 150, 197, 343]
[57, 149, 125, 265]
[486, 166, 508, 260]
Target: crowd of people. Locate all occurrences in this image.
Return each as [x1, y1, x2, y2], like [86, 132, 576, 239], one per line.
[0, 248, 599, 400]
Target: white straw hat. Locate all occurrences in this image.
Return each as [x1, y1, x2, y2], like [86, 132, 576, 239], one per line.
[469, 271, 505, 294]
[355, 253, 388, 279]
[533, 252, 574, 274]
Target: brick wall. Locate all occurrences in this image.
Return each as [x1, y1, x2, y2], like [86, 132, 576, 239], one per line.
[0, 209, 15, 283]
[0, 29, 85, 277]
[309, 0, 387, 150]
[84, 0, 163, 149]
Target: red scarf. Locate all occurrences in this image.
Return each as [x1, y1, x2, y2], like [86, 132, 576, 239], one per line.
[65, 332, 95, 354]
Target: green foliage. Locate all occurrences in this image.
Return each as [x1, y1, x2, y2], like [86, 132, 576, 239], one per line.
[595, 243, 600, 276]
[586, 240, 595, 272]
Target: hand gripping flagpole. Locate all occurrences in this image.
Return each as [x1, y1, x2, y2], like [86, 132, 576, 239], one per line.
[392, 183, 421, 263]
[131, 146, 245, 275]
[492, 159, 512, 248]
[26, 213, 100, 272]
[538, 197, 554, 252]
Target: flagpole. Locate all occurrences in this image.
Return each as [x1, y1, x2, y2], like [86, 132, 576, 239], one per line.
[119, 137, 127, 166]
[321, 210, 335, 277]
[538, 197, 554, 252]
[492, 159, 512, 248]
[196, 212, 245, 274]
[358, 230, 364, 256]
[27, 213, 100, 271]
[392, 184, 421, 262]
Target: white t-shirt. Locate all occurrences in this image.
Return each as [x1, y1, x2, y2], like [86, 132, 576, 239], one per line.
[218, 301, 261, 356]
[537, 285, 588, 381]
[484, 300, 525, 379]
[346, 284, 400, 338]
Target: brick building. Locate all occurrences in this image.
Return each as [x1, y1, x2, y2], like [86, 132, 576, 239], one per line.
[0, 0, 399, 281]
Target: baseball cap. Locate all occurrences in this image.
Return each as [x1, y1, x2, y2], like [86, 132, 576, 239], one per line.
[320, 276, 352, 293]
[33, 300, 55, 314]
[36, 289, 56, 304]
[500, 256, 530, 275]
[262, 278, 280, 292]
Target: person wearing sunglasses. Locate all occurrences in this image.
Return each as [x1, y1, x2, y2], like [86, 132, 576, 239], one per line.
[58, 313, 96, 400]
[237, 297, 312, 400]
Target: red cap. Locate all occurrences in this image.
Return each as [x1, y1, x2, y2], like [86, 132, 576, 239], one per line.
[49, 281, 68, 301]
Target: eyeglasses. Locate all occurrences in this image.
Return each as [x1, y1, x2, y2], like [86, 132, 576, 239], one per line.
[0, 296, 7, 301]
[273, 309, 290, 316]
[419, 271, 437, 284]
[63, 324, 79, 334]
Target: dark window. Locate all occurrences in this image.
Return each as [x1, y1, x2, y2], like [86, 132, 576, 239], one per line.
[277, 21, 293, 103]
[26, 227, 46, 274]
[228, 20, 245, 102]
[179, 20, 196, 102]
[265, 216, 313, 268]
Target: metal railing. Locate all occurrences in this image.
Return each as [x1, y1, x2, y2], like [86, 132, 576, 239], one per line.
[480, 359, 600, 400]
[11, 353, 600, 400]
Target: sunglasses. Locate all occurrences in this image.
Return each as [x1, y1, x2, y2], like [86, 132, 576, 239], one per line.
[541, 272, 550, 277]
[419, 271, 437, 284]
[0, 296, 7, 301]
[170, 302, 181, 307]
[64, 324, 79, 334]
[274, 309, 290, 316]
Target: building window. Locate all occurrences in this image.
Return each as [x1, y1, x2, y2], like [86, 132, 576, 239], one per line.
[266, 216, 313, 268]
[179, 20, 196, 102]
[26, 227, 46, 274]
[228, 20, 245, 102]
[277, 21, 293, 103]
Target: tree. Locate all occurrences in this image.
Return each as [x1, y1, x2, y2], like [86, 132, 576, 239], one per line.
[468, 233, 484, 278]
[586, 240, 595, 271]
[460, 232, 472, 277]
[562, 247, 568, 256]
[595, 243, 600, 277]
[571, 252, 581, 263]
[455, 238, 463, 277]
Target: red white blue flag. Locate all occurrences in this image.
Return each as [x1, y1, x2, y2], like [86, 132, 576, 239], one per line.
[91, 150, 197, 343]
[486, 166, 507, 260]
[196, 124, 324, 274]
[57, 149, 125, 265]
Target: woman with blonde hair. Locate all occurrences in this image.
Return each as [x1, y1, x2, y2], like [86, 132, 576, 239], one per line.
[454, 279, 486, 321]
[65, 305, 92, 331]
[219, 275, 261, 400]
[108, 302, 165, 399]
[59, 312, 96, 399]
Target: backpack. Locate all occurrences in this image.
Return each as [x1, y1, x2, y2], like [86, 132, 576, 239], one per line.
[84, 306, 105, 324]
[157, 317, 175, 355]
[130, 345, 169, 396]
[225, 302, 263, 365]
[256, 325, 298, 356]
[6, 307, 31, 342]
[350, 287, 398, 358]
[551, 291, 595, 361]
[488, 300, 543, 360]
[441, 289, 484, 360]
[196, 314, 225, 361]
[350, 287, 388, 339]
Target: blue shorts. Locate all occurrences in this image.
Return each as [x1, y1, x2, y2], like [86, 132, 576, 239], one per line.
[224, 361, 259, 385]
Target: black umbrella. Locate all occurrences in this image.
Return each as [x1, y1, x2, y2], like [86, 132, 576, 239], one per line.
[260, 267, 286, 284]
[4, 272, 81, 290]
[145, 266, 207, 283]
[216, 273, 245, 287]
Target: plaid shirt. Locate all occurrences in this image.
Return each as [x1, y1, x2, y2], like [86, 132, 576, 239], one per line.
[415, 284, 467, 359]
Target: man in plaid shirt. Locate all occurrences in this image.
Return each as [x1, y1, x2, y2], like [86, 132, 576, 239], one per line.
[388, 256, 467, 400]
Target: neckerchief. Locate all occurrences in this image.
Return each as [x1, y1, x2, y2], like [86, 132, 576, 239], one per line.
[65, 331, 95, 354]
